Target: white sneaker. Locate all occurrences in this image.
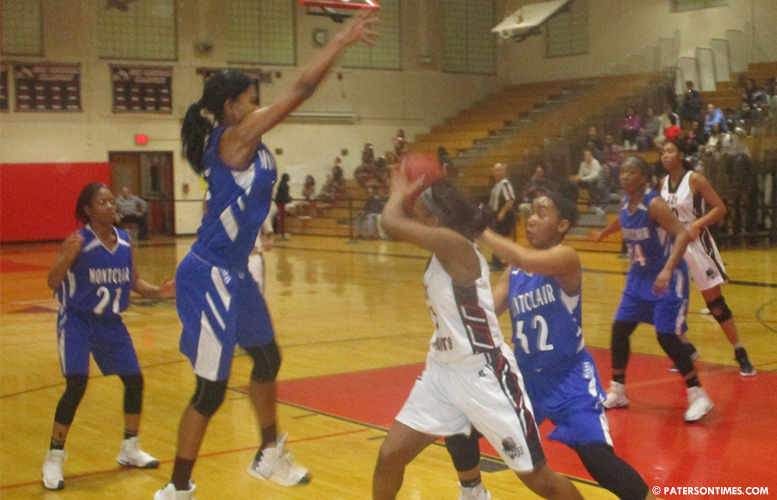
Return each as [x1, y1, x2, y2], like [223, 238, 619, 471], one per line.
[42, 449, 66, 490]
[117, 436, 160, 469]
[459, 482, 492, 500]
[603, 381, 629, 409]
[154, 482, 196, 500]
[700, 307, 711, 315]
[684, 386, 714, 422]
[247, 433, 311, 487]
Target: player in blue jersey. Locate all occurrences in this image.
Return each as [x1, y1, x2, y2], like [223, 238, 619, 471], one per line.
[373, 165, 583, 500]
[597, 156, 714, 422]
[154, 12, 378, 500]
[42, 183, 174, 490]
[445, 191, 656, 500]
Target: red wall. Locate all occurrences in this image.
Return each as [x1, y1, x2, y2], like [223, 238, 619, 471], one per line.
[0, 162, 111, 242]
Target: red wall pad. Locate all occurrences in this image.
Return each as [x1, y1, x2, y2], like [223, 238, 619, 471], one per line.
[0, 162, 110, 242]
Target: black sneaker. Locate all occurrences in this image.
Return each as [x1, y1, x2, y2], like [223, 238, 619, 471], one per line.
[670, 343, 699, 372]
[735, 347, 756, 376]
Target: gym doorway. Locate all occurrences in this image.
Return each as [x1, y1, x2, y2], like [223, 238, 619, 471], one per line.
[109, 151, 175, 238]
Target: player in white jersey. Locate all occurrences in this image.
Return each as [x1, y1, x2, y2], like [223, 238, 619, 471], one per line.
[155, 12, 378, 500]
[660, 139, 755, 376]
[372, 163, 583, 500]
[43, 183, 174, 490]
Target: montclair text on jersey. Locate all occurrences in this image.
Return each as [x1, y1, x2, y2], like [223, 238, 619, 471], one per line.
[89, 267, 131, 285]
[621, 227, 650, 241]
[510, 283, 556, 315]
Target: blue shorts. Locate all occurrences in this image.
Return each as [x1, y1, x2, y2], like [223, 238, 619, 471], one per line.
[176, 252, 275, 382]
[523, 350, 612, 448]
[615, 267, 689, 335]
[57, 310, 140, 376]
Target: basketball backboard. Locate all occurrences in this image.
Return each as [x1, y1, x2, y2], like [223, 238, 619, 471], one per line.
[297, 0, 380, 23]
[491, 0, 574, 42]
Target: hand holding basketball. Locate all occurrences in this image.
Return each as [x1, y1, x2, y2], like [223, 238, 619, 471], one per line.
[392, 153, 445, 212]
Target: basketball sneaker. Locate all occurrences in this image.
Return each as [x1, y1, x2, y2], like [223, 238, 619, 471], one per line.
[735, 347, 756, 376]
[42, 449, 66, 490]
[154, 482, 196, 500]
[247, 433, 311, 487]
[684, 386, 714, 422]
[459, 482, 491, 500]
[117, 436, 160, 469]
[669, 343, 699, 372]
[603, 381, 629, 409]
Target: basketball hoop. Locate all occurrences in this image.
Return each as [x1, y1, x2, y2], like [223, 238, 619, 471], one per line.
[297, 0, 380, 23]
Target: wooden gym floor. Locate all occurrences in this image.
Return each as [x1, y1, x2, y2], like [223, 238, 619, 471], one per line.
[1, 235, 776, 499]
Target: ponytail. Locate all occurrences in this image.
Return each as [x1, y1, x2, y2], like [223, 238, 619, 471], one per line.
[181, 102, 213, 174]
[425, 180, 493, 240]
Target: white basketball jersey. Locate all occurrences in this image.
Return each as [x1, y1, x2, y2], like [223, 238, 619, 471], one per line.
[423, 243, 504, 364]
[661, 170, 702, 229]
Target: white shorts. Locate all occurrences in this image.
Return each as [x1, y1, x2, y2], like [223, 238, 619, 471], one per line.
[395, 344, 545, 472]
[684, 231, 727, 291]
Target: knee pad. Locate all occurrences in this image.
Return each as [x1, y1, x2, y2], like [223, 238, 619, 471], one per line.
[190, 376, 227, 418]
[611, 321, 637, 370]
[245, 341, 281, 383]
[54, 375, 88, 426]
[706, 296, 733, 324]
[657, 334, 695, 376]
[119, 373, 144, 415]
[445, 432, 482, 472]
[575, 443, 648, 500]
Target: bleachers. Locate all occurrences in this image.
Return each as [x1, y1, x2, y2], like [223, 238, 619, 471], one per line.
[701, 61, 777, 112]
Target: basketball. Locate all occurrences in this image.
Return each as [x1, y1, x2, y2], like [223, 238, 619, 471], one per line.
[403, 153, 445, 186]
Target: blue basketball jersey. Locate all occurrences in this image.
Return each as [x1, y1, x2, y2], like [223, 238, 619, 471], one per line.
[191, 126, 277, 270]
[508, 268, 585, 374]
[55, 226, 133, 317]
[620, 189, 673, 279]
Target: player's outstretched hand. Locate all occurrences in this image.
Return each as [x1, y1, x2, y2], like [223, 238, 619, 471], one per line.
[389, 160, 426, 206]
[158, 279, 176, 299]
[337, 9, 379, 47]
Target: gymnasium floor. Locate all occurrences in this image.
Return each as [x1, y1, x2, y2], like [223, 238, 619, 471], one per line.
[1, 235, 775, 499]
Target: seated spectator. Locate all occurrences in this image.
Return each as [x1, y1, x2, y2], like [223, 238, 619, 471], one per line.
[658, 103, 680, 142]
[362, 143, 376, 167]
[602, 134, 624, 188]
[374, 154, 390, 189]
[317, 174, 336, 203]
[518, 163, 554, 222]
[705, 124, 725, 155]
[636, 106, 660, 151]
[585, 126, 604, 162]
[664, 114, 682, 142]
[679, 80, 704, 125]
[722, 127, 750, 158]
[704, 103, 728, 135]
[116, 186, 149, 240]
[570, 149, 607, 215]
[331, 157, 346, 200]
[296, 174, 317, 216]
[354, 162, 375, 189]
[392, 129, 407, 156]
[621, 106, 642, 148]
[356, 187, 386, 239]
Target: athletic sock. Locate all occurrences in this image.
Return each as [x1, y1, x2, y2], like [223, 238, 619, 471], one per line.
[124, 430, 138, 440]
[50, 439, 65, 451]
[613, 374, 625, 384]
[460, 476, 482, 488]
[255, 425, 278, 461]
[685, 376, 700, 388]
[172, 456, 196, 491]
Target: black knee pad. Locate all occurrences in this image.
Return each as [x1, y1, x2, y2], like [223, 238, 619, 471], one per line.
[575, 442, 648, 500]
[120, 373, 144, 415]
[657, 333, 695, 376]
[54, 375, 88, 426]
[445, 432, 482, 472]
[706, 296, 733, 324]
[611, 321, 637, 370]
[190, 376, 227, 418]
[245, 341, 281, 383]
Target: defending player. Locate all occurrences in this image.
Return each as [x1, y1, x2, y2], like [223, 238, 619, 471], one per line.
[42, 183, 174, 490]
[598, 156, 714, 422]
[373, 164, 583, 500]
[154, 12, 378, 500]
[659, 139, 755, 375]
[446, 192, 656, 500]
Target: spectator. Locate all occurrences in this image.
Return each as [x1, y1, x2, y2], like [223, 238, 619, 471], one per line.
[392, 129, 407, 156]
[571, 149, 607, 215]
[361, 143, 376, 167]
[275, 173, 291, 239]
[636, 106, 660, 151]
[585, 126, 605, 162]
[297, 174, 317, 217]
[318, 174, 336, 203]
[621, 106, 642, 148]
[356, 187, 385, 239]
[602, 134, 624, 188]
[116, 186, 149, 240]
[664, 114, 682, 142]
[488, 163, 516, 271]
[704, 103, 728, 135]
[658, 103, 681, 142]
[518, 163, 554, 222]
[679, 80, 704, 125]
[331, 157, 346, 200]
[354, 162, 374, 189]
[705, 124, 725, 155]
